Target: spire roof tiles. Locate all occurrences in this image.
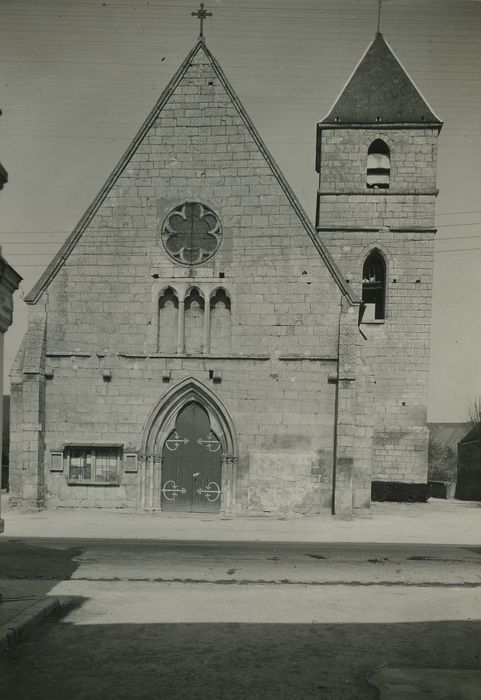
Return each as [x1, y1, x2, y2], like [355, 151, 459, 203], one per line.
[321, 33, 442, 126]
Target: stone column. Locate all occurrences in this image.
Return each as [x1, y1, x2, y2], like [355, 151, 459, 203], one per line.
[153, 455, 162, 512]
[145, 455, 155, 511]
[203, 296, 211, 354]
[139, 455, 147, 509]
[177, 299, 185, 354]
[221, 454, 237, 514]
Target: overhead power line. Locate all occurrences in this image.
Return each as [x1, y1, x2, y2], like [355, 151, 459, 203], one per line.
[1, 212, 481, 239]
[6, 247, 481, 264]
[3, 226, 481, 248]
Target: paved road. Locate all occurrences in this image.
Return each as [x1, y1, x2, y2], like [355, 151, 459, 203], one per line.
[2, 538, 481, 584]
[1, 538, 481, 699]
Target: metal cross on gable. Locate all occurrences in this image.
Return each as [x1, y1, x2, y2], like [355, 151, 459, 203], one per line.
[376, 0, 391, 34]
[377, 0, 383, 32]
[191, 3, 212, 39]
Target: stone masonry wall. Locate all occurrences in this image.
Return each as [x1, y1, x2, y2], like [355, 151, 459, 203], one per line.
[42, 358, 338, 512]
[9, 305, 47, 509]
[12, 45, 348, 514]
[317, 128, 438, 228]
[317, 127, 438, 484]
[334, 298, 373, 516]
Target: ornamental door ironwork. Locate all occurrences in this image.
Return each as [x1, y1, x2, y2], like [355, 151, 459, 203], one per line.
[161, 401, 222, 513]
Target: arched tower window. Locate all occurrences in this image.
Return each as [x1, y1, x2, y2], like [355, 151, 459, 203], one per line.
[367, 139, 390, 189]
[362, 250, 386, 320]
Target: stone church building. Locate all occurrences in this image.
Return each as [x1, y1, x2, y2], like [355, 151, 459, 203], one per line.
[9, 31, 442, 517]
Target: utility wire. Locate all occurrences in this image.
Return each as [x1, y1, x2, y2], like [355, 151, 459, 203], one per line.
[7, 246, 481, 263]
[1, 215, 481, 239]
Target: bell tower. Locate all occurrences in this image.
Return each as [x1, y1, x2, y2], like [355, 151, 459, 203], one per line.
[316, 33, 443, 499]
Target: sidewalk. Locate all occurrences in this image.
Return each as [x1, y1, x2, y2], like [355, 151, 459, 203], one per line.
[1, 495, 480, 544]
[0, 582, 65, 651]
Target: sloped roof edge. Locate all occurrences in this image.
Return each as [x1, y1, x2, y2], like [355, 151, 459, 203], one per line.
[201, 43, 359, 305]
[26, 39, 359, 306]
[459, 423, 481, 445]
[319, 33, 375, 125]
[428, 422, 472, 450]
[319, 32, 443, 126]
[382, 34, 443, 124]
[25, 40, 205, 304]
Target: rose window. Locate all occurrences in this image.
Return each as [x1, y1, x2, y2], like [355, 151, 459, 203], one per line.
[161, 202, 222, 265]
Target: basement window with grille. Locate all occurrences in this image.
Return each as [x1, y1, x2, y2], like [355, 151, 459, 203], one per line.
[67, 445, 122, 485]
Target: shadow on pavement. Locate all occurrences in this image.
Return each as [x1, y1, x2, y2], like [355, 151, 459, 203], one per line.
[0, 539, 84, 598]
[1, 609, 480, 700]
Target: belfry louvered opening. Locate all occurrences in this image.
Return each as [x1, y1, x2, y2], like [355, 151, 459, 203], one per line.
[367, 139, 390, 189]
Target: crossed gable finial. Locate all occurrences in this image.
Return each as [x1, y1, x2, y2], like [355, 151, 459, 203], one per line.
[191, 3, 212, 39]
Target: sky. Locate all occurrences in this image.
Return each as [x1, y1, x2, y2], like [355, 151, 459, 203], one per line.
[0, 0, 480, 421]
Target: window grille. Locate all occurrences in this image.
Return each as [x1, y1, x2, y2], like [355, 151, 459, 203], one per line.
[68, 446, 121, 485]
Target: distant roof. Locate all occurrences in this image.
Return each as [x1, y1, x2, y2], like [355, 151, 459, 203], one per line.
[459, 423, 481, 445]
[321, 33, 442, 126]
[428, 423, 472, 451]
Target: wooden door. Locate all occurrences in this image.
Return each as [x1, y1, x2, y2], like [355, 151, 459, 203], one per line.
[161, 402, 222, 513]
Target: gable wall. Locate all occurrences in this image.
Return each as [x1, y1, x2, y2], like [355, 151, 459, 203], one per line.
[14, 48, 348, 514]
[46, 51, 343, 356]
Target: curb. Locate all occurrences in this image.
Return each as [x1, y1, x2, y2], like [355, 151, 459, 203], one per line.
[0, 597, 66, 651]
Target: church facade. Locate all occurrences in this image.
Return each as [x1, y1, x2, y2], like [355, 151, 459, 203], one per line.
[9, 33, 442, 517]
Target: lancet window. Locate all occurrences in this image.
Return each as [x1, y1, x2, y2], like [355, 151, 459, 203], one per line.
[184, 287, 205, 354]
[362, 250, 386, 320]
[209, 288, 232, 354]
[158, 287, 179, 353]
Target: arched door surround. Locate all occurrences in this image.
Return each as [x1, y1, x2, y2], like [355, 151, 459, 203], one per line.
[140, 378, 238, 513]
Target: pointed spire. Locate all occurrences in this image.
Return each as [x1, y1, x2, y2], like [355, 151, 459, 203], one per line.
[321, 33, 442, 126]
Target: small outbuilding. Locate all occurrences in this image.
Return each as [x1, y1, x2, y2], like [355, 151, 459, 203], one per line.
[456, 424, 481, 501]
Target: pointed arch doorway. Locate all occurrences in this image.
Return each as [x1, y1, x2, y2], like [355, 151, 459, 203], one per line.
[141, 378, 238, 514]
[161, 401, 222, 513]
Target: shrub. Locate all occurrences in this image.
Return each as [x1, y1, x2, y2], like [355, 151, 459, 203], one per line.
[428, 438, 456, 482]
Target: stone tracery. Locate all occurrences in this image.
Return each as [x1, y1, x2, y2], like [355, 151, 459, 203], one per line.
[161, 202, 222, 265]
